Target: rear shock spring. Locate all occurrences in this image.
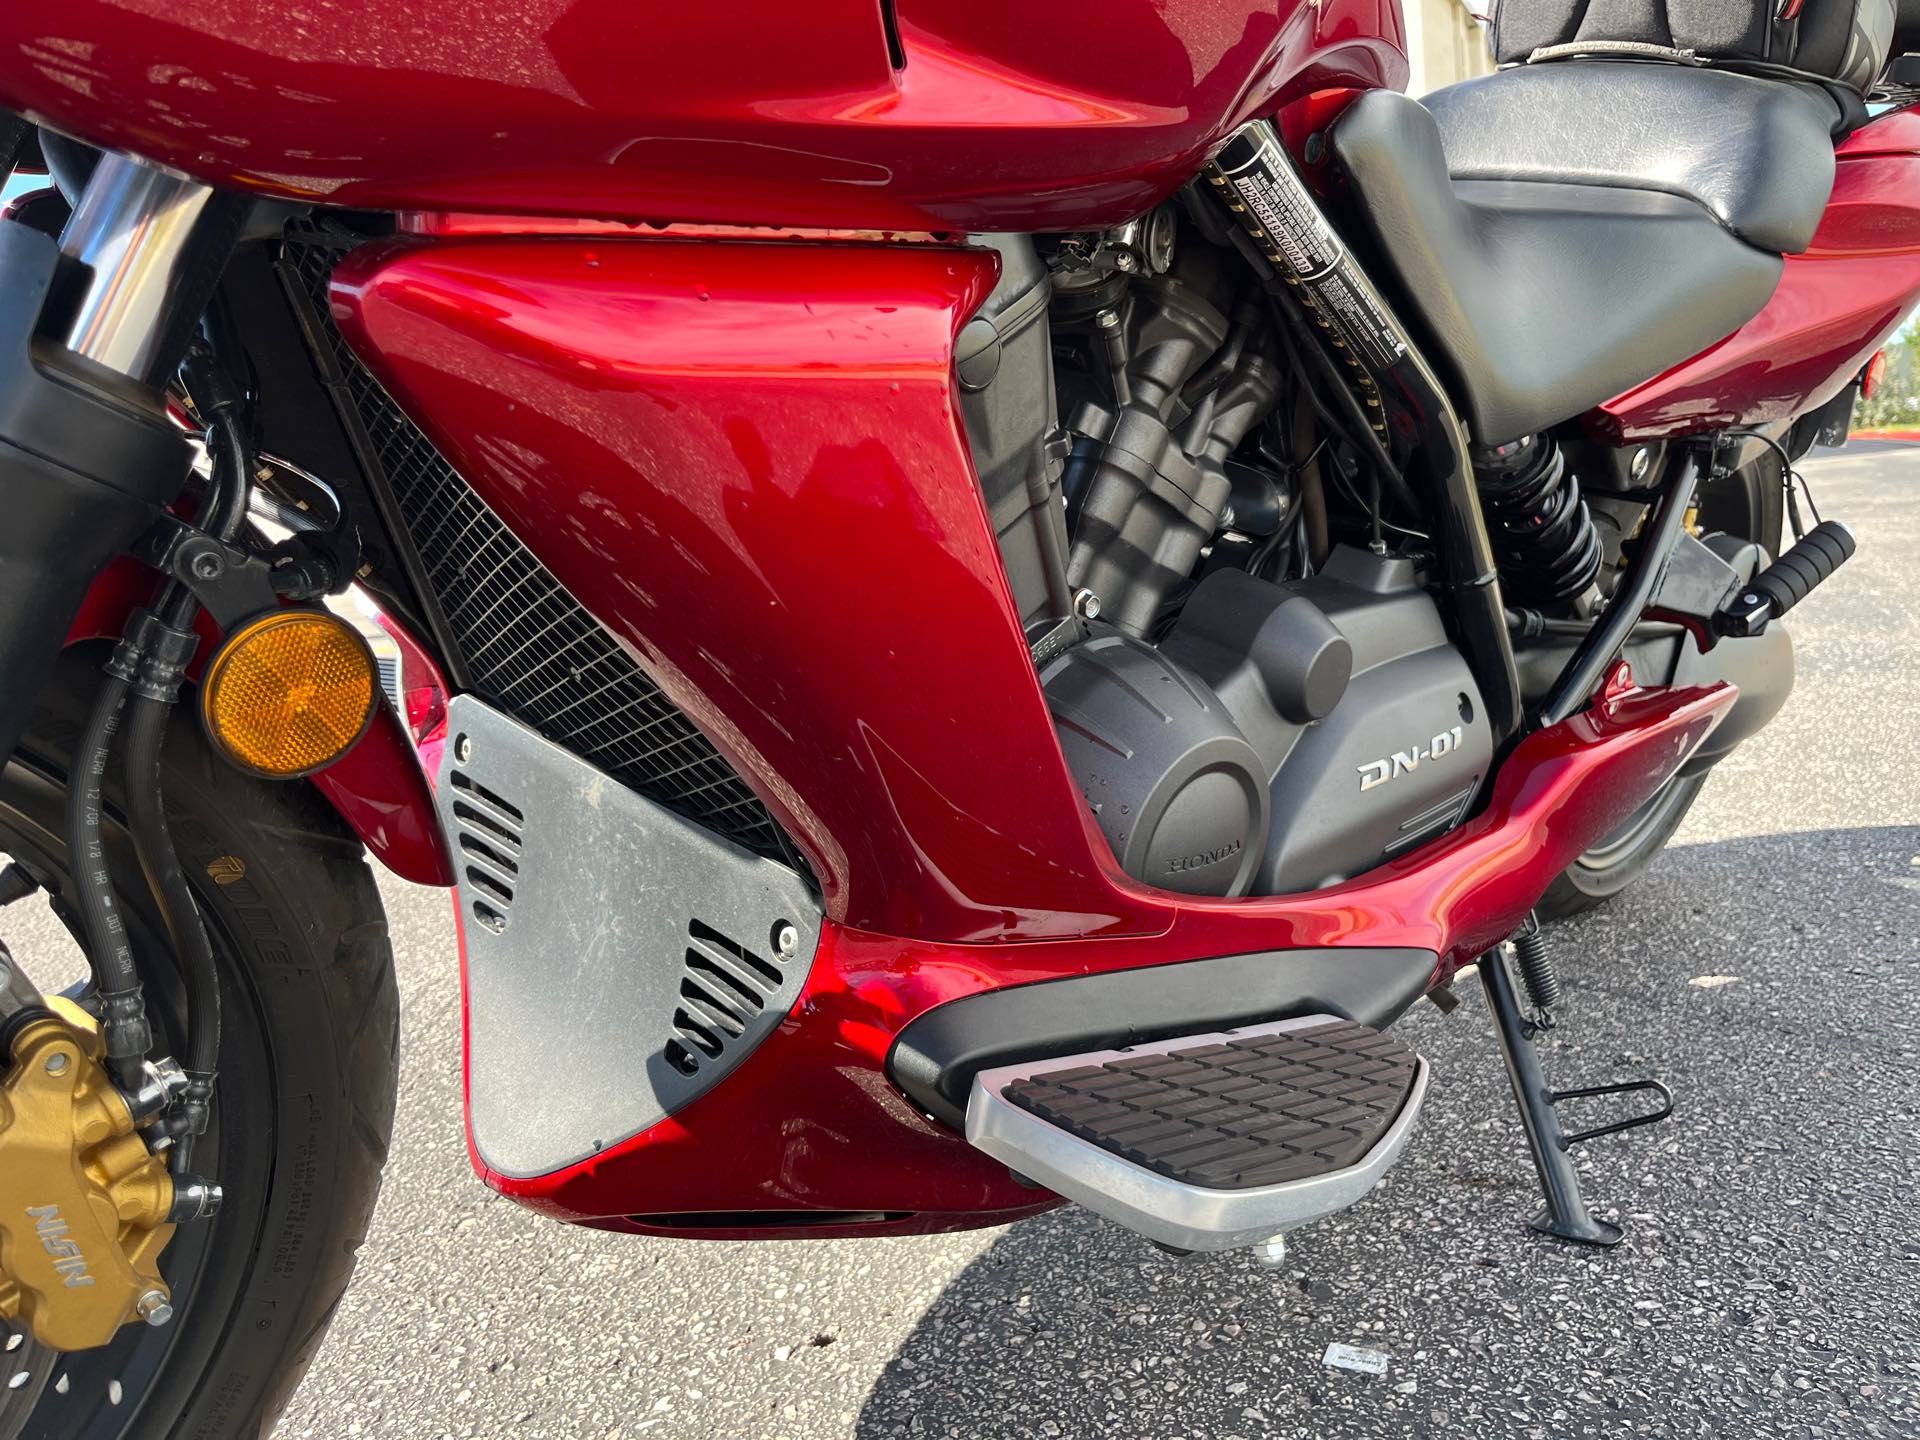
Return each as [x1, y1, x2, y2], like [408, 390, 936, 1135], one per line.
[1474, 434, 1602, 605]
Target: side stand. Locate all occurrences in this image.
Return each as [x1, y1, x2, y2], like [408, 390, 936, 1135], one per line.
[1479, 943, 1672, 1247]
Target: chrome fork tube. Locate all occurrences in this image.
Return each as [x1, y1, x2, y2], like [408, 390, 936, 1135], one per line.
[55, 150, 223, 384]
[0, 147, 222, 762]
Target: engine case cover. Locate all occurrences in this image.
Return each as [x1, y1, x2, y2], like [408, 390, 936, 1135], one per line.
[1042, 632, 1269, 897]
[1166, 548, 1491, 894]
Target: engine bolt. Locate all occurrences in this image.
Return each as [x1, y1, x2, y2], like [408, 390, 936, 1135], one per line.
[44, 1052, 69, 1076]
[1073, 589, 1102, 621]
[773, 922, 799, 960]
[135, 1290, 173, 1327]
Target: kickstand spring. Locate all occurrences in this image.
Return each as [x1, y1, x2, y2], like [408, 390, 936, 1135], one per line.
[1478, 942, 1673, 1248]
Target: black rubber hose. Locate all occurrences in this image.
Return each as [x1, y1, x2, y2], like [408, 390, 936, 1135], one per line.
[64, 667, 152, 1073]
[196, 393, 253, 544]
[143, 383, 251, 995]
[136, 356, 250, 1160]
[122, 695, 218, 1078]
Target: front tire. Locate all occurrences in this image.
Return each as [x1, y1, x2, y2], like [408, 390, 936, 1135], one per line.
[1, 652, 398, 1439]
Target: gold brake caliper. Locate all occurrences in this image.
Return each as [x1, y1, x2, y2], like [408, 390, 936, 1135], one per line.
[0, 998, 176, 1351]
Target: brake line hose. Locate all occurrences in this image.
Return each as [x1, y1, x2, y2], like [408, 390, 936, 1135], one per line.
[122, 647, 217, 1168]
[62, 342, 247, 1159]
[64, 663, 150, 1082]
[127, 342, 252, 1170]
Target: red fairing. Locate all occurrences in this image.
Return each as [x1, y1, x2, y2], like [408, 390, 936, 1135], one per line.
[333, 237, 1733, 1226]
[0, 0, 1399, 231]
[308, 709, 453, 887]
[480, 676, 1734, 1226]
[65, 560, 454, 888]
[1592, 106, 1920, 441]
[332, 238, 1135, 942]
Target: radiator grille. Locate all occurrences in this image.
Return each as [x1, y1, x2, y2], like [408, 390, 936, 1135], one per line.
[283, 234, 795, 864]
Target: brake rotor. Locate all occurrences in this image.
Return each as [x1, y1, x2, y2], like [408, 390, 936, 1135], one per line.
[0, 1323, 58, 1439]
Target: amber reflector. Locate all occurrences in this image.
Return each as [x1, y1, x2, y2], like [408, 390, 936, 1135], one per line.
[201, 610, 379, 778]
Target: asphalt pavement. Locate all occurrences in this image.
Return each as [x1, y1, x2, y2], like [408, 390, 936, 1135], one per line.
[23, 446, 1920, 1438]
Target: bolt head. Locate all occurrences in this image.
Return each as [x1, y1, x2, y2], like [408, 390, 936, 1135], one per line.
[1073, 589, 1102, 622]
[453, 734, 472, 764]
[135, 1290, 173, 1327]
[44, 1052, 69, 1076]
[774, 922, 799, 959]
[189, 551, 223, 581]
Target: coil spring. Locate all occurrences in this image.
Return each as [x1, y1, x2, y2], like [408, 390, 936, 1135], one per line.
[1512, 914, 1562, 1014]
[1474, 435, 1603, 605]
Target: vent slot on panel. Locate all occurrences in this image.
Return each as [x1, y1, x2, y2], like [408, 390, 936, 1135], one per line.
[450, 769, 523, 933]
[667, 920, 792, 1077]
[279, 232, 798, 867]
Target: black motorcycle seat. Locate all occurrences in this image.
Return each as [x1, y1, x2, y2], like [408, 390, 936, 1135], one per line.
[1333, 64, 1841, 444]
[1422, 63, 1841, 254]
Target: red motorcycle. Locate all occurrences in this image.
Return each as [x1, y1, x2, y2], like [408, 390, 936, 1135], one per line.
[0, 0, 1912, 1429]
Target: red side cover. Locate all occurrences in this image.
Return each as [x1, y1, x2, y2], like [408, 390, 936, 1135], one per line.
[332, 236, 1734, 1228]
[1594, 108, 1920, 440]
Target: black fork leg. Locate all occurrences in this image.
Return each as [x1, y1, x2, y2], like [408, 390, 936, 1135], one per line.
[1479, 943, 1626, 1247]
[0, 145, 240, 762]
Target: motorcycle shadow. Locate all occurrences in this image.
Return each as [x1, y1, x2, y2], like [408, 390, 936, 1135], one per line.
[855, 825, 1920, 1440]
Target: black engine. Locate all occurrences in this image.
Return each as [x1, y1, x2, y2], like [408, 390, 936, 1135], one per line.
[1043, 549, 1489, 896]
[953, 136, 1802, 902]
[957, 211, 1493, 898]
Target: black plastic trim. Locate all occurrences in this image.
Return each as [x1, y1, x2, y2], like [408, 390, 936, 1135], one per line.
[888, 946, 1436, 1130]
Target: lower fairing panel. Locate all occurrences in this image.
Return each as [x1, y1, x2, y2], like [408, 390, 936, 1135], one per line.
[446, 674, 1731, 1232]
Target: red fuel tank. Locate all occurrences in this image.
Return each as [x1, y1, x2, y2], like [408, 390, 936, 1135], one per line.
[0, 0, 1403, 230]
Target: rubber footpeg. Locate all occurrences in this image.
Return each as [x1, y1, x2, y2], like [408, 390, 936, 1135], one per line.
[1003, 1019, 1418, 1190]
[1745, 521, 1855, 617]
[1719, 520, 1853, 635]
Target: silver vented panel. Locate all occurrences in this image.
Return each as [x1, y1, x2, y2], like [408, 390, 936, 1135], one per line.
[438, 694, 821, 1180]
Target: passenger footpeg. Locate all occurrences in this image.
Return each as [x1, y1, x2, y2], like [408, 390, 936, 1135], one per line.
[1480, 941, 1673, 1247]
[966, 1016, 1427, 1253]
[1716, 519, 1855, 638]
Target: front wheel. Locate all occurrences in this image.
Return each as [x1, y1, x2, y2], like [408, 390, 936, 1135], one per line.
[0, 652, 398, 1439]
